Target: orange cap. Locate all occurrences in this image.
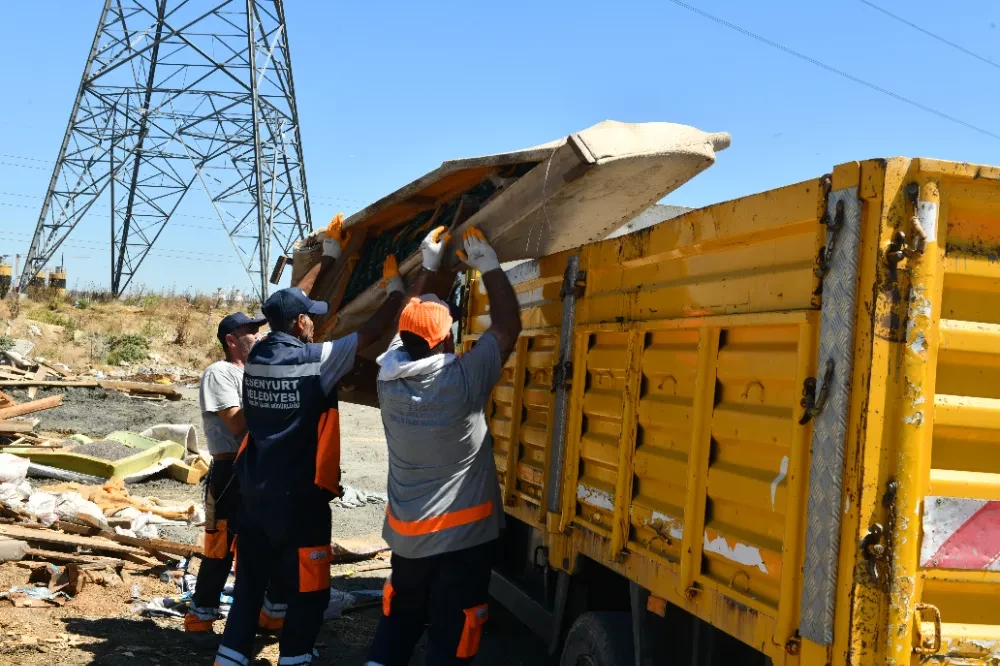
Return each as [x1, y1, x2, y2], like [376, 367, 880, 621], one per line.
[398, 295, 453, 349]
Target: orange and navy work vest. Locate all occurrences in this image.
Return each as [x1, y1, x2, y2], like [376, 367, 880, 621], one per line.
[237, 331, 341, 501]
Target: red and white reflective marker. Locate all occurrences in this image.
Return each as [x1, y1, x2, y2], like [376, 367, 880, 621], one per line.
[921, 497, 1000, 570]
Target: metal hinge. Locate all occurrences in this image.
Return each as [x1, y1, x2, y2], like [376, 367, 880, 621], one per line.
[883, 183, 929, 280]
[799, 358, 834, 425]
[814, 199, 846, 281]
[860, 523, 889, 589]
[550, 360, 573, 393]
[560, 270, 586, 299]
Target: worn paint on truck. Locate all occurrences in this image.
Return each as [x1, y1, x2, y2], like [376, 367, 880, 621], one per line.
[464, 157, 1000, 665]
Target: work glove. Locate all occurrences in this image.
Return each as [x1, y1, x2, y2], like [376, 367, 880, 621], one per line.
[457, 227, 500, 274]
[381, 255, 404, 296]
[322, 213, 351, 260]
[420, 226, 451, 272]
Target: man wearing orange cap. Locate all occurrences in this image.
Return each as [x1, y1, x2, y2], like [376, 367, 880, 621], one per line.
[366, 227, 521, 666]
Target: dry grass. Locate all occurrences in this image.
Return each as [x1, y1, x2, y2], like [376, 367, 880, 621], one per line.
[1, 288, 231, 372]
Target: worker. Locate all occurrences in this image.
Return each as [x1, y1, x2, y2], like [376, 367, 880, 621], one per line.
[214, 224, 449, 666]
[186, 312, 289, 646]
[366, 227, 521, 666]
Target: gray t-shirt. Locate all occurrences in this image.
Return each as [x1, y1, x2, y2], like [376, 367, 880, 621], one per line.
[377, 332, 504, 558]
[199, 361, 245, 456]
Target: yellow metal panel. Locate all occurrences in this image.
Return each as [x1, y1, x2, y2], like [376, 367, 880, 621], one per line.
[832, 161, 861, 191]
[678, 327, 720, 596]
[886, 179, 945, 665]
[912, 159, 1000, 663]
[630, 328, 700, 564]
[476, 155, 1000, 666]
[502, 337, 529, 506]
[927, 469, 1000, 501]
[775, 319, 820, 647]
[577, 178, 825, 327]
[937, 319, 1000, 400]
[611, 331, 644, 558]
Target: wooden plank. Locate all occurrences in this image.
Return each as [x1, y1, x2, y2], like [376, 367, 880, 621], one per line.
[331, 534, 390, 562]
[310, 226, 370, 338]
[55, 521, 200, 558]
[167, 459, 208, 485]
[37, 360, 70, 378]
[0, 394, 62, 420]
[100, 380, 180, 400]
[23, 547, 124, 567]
[0, 380, 97, 388]
[0, 524, 144, 556]
[0, 390, 15, 407]
[0, 421, 36, 434]
[26, 366, 49, 400]
[269, 255, 291, 285]
[0, 380, 180, 400]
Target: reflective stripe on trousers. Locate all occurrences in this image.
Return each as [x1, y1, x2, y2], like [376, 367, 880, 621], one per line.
[214, 645, 249, 666]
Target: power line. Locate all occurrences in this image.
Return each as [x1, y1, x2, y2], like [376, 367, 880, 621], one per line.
[0, 197, 222, 229]
[666, 0, 1000, 142]
[0, 229, 229, 259]
[0, 153, 50, 164]
[0, 153, 367, 205]
[0, 232, 238, 264]
[0, 160, 48, 171]
[859, 0, 1000, 72]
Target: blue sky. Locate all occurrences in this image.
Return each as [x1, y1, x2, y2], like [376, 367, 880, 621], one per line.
[1, 0, 998, 294]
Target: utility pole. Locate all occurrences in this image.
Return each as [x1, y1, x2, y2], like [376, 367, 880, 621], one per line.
[19, 0, 312, 300]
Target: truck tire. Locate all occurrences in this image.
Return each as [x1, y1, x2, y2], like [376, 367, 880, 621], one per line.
[560, 611, 635, 666]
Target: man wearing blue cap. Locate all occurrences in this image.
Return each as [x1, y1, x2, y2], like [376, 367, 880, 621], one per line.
[187, 312, 275, 645]
[215, 228, 439, 666]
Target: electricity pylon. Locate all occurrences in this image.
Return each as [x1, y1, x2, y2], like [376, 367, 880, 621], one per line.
[19, 0, 312, 299]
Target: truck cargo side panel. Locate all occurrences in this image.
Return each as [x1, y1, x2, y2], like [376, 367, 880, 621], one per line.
[910, 161, 1000, 663]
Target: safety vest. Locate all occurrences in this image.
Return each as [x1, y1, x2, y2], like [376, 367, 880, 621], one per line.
[236, 331, 341, 501]
[376, 343, 504, 559]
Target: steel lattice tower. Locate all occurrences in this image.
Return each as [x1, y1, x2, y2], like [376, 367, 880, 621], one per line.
[19, 0, 312, 299]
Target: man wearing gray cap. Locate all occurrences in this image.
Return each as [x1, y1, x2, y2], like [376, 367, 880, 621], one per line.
[215, 233, 443, 666]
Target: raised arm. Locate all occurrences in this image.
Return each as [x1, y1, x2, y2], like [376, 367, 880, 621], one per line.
[356, 225, 452, 349]
[357, 255, 406, 351]
[296, 214, 351, 295]
[406, 225, 450, 299]
[458, 227, 521, 361]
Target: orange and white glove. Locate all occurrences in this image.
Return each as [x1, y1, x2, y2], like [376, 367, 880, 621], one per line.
[381, 255, 404, 296]
[322, 213, 351, 260]
[457, 227, 500, 274]
[420, 226, 450, 272]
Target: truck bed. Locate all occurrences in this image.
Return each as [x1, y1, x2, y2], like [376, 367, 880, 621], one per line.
[464, 158, 1000, 666]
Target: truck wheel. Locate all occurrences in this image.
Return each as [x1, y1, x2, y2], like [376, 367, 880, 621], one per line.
[560, 611, 635, 666]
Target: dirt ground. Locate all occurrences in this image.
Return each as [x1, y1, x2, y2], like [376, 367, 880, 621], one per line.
[0, 386, 551, 665]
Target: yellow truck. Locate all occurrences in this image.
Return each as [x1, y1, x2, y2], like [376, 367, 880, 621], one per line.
[464, 157, 1000, 666]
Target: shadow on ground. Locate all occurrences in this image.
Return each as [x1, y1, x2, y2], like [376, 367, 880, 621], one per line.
[61, 599, 549, 665]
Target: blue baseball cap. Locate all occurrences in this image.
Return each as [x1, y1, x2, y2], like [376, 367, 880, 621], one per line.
[262, 287, 329, 328]
[217, 312, 266, 344]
